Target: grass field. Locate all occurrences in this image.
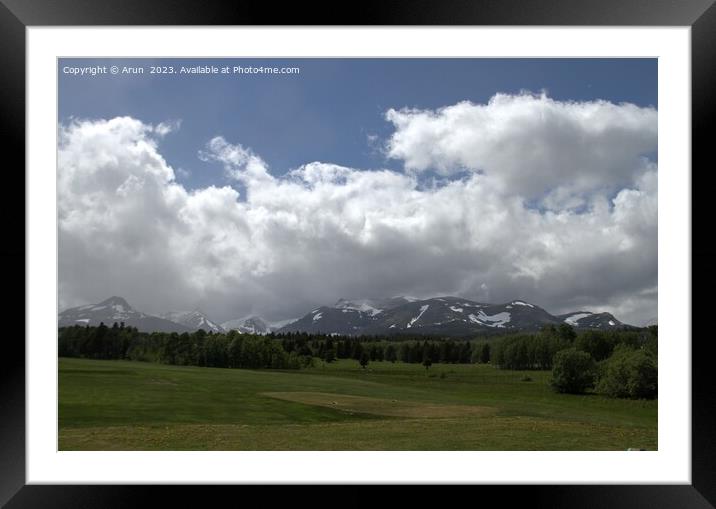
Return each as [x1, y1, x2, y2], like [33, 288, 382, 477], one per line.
[59, 357, 657, 450]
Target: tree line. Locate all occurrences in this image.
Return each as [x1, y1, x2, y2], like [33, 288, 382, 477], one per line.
[282, 336, 476, 365]
[484, 324, 657, 399]
[59, 324, 487, 368]
[58, 323, 313, 370]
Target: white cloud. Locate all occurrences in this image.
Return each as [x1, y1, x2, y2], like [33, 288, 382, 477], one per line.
[385, 92, 657, 205]
[155, 119, 182, 137]
[198, 136, 273, 184]
[58, 96, 657, 325]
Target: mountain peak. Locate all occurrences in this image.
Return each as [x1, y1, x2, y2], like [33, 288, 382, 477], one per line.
[334, 298, 384, 316]
[59, 297, 190, 333]
[98, 296, 131, 308]
[220, 316, 272, 334]
[393, 295, 419, 302]
[509, 300, 535, 308]
[243, 316, 268, 327]
[161, 310, 224, 333]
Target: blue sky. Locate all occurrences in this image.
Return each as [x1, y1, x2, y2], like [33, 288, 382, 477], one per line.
[59, 58, 657, 191]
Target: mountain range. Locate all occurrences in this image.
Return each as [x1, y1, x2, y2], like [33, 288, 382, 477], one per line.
[58, 297, 294, 335]
[59, 295, 635, 336]
[58, 296, 192, 333]
[277, 296, 629, 336]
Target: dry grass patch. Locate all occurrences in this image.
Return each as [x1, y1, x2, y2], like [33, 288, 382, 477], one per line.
[262, 391, 495, 418]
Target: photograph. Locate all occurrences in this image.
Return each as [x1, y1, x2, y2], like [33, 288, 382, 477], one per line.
[56, 57, 659, 451]
[4, 2, 710, 500]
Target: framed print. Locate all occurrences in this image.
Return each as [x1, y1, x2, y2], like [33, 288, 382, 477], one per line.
[3, 0, 715, 504]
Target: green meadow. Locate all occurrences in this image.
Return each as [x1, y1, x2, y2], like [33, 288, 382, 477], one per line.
[59, 357, 657, 450]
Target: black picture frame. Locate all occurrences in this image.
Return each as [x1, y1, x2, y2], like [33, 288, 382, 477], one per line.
[2, 0, 714, 505]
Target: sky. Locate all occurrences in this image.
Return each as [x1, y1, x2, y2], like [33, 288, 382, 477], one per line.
[58, 58, 658, 325]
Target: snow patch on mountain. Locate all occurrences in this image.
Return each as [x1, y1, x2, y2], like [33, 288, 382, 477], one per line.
[512, 301, 533, 308]
[407, 304, 429, 328]
[335, 299, 383, 316]
[469, 310, 511, 328]
[564, 312, 593, 325]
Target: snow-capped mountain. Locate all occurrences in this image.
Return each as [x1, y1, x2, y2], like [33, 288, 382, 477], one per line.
[366, 298, 563, 336]
[557, 311, 624, 329]
[59, 296, 191, 333]
[160, 310, 224, 333]
[279, 305, 376, 336]
[278, 297, 416, 335]
[279, 296, 634, 336]
[221, 316, 274, 335]
[333, 296, 416, 316]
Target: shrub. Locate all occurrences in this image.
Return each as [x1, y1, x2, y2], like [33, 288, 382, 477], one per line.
[596, 346, 657, 399]
[550, 348, 597, 394]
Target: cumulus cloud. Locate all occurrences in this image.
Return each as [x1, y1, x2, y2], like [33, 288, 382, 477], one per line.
[58, 94, 657, 325]
[385, 92, 657, 207]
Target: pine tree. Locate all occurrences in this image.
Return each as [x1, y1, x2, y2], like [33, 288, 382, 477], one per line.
[422, 350, 432, 371]
[385, 344, 397, 363]
[359, 351, 370, 369]
[323, 346, 336, 364]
